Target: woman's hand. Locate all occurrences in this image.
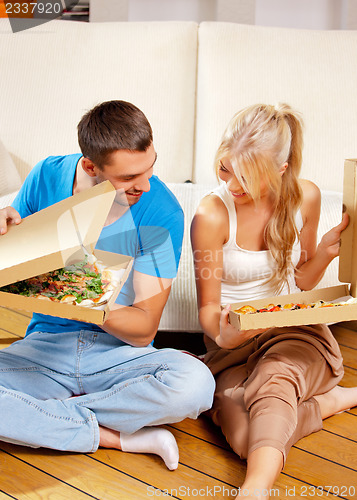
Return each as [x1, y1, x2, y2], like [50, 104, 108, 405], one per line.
[318, 212, 349, 261]
[296, 193, 349, 291]
[216, 304, 266, 350]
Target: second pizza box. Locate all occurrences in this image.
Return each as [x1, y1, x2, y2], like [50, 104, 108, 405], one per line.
[229, 159, 357, 331]
[0, 181, 133, 324]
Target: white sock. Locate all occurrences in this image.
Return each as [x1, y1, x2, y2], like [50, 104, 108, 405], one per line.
[120, 427, 179, 470]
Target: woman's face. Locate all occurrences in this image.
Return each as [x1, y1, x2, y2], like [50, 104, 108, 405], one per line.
[218, 158, 270, 205]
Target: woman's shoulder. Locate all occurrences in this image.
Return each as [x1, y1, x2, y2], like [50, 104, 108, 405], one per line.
[192, 193, 230, 242]
[299, 178, 321, 199]
[195, 192, 229, 221]
[299, 179, 321, 223]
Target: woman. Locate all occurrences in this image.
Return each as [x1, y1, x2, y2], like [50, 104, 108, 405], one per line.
[191, 103, 357, 499]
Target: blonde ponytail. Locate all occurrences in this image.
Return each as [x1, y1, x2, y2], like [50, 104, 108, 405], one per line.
[265, 103, 304, 292]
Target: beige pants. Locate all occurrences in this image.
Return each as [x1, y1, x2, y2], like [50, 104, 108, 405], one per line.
[206, 328, 344, 465]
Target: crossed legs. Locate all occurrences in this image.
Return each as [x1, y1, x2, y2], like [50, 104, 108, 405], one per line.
[0, 330, 215, 470]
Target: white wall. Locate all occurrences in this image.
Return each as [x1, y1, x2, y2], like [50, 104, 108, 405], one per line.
[90, 0, 357, 29]
[128, 0, 216, 22]
[91, 0, 256, 24]
[90, 0, 128, 22]
[255, 0, 349, 30]
[343, 0, 357, 28]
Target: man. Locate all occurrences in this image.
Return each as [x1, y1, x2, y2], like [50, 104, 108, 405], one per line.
[0, 100, 215, 470]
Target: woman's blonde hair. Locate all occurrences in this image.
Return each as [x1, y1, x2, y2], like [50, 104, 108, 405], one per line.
[215, 103, 304, 293]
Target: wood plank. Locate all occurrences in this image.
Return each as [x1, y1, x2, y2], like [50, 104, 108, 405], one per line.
[0, 306, 32, 320]
[169, 416, 231, 450]
[295, 428, 357, 470]
[330, 323, 357, 349]
[5, 307, 32, 319]
[0, 339, 19, 350]
[337, 320, 357, 331]
[0, 329, 22, 351]
[0, 328, 22, 342]
[339, 367, 357, 387]
[0, 444, 160, 500]
[0, 492, 17, 500]
[285, 446, 357, 494]
[0, 307, 30, 337]
[0, 328, 22, 339]
[0, 429, 333, 500]
[340, 345, 357, 370]
[322, 412, 357, 440]
[0, 443, 242, 500]
[0, 449, 95, 499]
[0, 426, 349, 500]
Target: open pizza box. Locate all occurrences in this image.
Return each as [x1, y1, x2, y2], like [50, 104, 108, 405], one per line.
[229, 159, 357, 330]
[0, 181, 133, 324]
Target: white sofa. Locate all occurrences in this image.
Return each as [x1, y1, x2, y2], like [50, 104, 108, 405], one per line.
[0, 19, 356, 332]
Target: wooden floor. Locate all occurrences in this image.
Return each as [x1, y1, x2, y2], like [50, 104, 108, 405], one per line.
[0, 306, 356, 500]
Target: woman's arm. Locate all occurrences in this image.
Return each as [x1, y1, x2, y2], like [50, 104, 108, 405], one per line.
[190, 195, 225, 342]
[191, 195, 262, 349]
[295, 180, 349, 290]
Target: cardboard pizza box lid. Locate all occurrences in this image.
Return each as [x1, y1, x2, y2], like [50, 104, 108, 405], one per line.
[0, 181, 116, 287]
[339, 159, 357, 296]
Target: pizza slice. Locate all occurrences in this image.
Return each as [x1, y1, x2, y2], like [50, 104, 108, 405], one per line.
[233, 297, 357, 315]
[0, 255, 122, 308]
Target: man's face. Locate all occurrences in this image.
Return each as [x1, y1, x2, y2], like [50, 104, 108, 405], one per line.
[94, 143, 157, 206]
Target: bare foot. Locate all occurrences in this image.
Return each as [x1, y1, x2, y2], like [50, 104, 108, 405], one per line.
[314, 385, 357, 419]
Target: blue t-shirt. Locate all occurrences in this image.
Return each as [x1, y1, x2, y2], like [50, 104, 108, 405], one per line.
[12, 154, 184, 336]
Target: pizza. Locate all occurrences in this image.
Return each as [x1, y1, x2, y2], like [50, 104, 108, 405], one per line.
[233, 297, 357, 315]
[0, 255, 121, 308]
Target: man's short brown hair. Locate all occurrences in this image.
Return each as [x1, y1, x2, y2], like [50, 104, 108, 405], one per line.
[77, 100, 153, 169]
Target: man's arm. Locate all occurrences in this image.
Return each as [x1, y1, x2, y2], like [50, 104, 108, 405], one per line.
[100, 197, 184, 347]
[101, 271, 172, 347]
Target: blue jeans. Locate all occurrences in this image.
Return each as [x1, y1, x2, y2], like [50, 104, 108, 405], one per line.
[0, 330, 215, 452]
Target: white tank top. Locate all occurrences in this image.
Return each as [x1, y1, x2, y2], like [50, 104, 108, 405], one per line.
[210, 183, 303, 304]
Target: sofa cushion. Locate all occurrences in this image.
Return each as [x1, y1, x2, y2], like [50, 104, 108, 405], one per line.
[0, 19, 198, 184]
[0, 190, 19, 210]
[0, 138, 21, 196]
[159, 184, 344, 332]
[159, 183, 213, 331]
[194, 22, 357, 192]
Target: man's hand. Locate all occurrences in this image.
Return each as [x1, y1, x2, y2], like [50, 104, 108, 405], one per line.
[216, 304, 266, 350]
[0, 207, 21, 235]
